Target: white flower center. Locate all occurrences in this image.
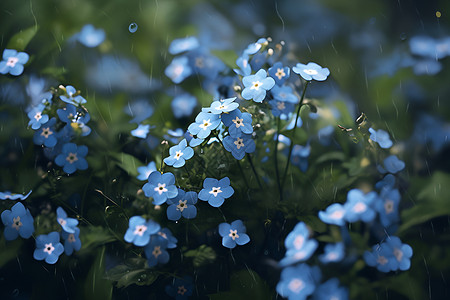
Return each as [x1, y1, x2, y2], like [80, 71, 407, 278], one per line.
[384, 200, 394, 214]
[393, 247, 403, 262]
[58, 218, 67, 226]
[174, 150, 183, 160]
[152, 246, 162, 258]
[377, 255, 388, 265]
[275, 68, 285, 80]
[232, 117, 244, 128]
[234, 137, 244, 149]
[177, 199, 188, 212]
[330, 210, 344, 219]
[303, 69, 318, 75]
[154, 183, 168, 195]
[326, 252, 339, 261]
[44, 243, 55, 255]
[209, 187, 222, 197]
[12, 216, 22, 230]
[277, 101, 285, 110]
[66, 153, 78, 164]
[293, 235, 305, 250]
[34, 112, 42, 121]
[68, 234, 76, 243]
[229, 229, 239, 240]
[251, 80, 262, 90]
[288, 278, 305, 294]
[178, 285, 187, 295]
[40, 127, 53, 138]
[199, 119, 211, 130]
[353, 202, 367, 213]
[6, 57, 19, 67]
[134, 224, 148, 236]
[173, 65, 184, 77]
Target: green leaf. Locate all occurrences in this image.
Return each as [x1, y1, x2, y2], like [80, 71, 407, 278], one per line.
[79, 226, 116, 254]
[399, 172, 450, 233]
[82, 247, 113, 300]
[184, 244, 217, 267]
[7, 26, 39, 51]
[209, 269, 272, 300]
[105, 258, 159, 288]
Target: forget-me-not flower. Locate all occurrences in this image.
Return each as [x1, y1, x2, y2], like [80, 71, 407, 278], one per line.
[377, 155, 405, 174]
[56, 207, 79, 233]
[221, 109, 253, 138]
[55, 143, 89, 174]
[33, 118, 58, 147]
[1, 202, 34, 240]
[165, 276, 194, 299]
[131, 124, 150, 139]
[369, 128, 393, 149]
[166, 189, 198, 221]
[164, 139, 194, 168]
[0, 49, 29, 76]
[279, 222, 318, 267]
[343, 189, 378, 223]
[198, 177, 234, 207]
[223, 134, 256, 160]
[33, 231, 65, 264]
[76, 24, 105, 48]
[318, 242, 345, 264]
[276, 263, 316, 300]
[363, 243, 397, 273]
[0, 190, 32, 201]
[312, 278, 349, 300]
[271, 85, 298, 103]
[142, 172, 178, 205]
[145, 235, 170, 267]
[293, 62, 330, 81]
[241, 69, 275, 103]
[61, 227, 82, 255]
[218, 220, 250, 249]
[187, 112, 221, 139]
[169, 36, 199, 55]
[268, 62, 290, 86]
[60, 85, 87, 106]
[375, 187, 400, 228]
[124, 216, 160, 247]
[137, 161, 157, 181]
[384, 236, 413, 271]
[165, 56, 193, 84]
[206, 97, 239, 115]
[172, 93, 197, 118]
[28, 104, 49, 130]
[318, 203, 346, 226]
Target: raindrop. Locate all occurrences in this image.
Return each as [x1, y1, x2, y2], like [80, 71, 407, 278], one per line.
[129, 23, 138, 33]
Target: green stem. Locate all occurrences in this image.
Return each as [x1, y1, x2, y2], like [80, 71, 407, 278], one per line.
[281, 81, 310, 189]
[160, 141, 168, 173]
[274, 117, 283, 201]
[247, 154, 263, 189]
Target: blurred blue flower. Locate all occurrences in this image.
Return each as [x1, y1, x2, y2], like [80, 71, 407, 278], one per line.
[375, 187, 400, 228]
[377, 155, 405, 174]
[0, 190, 32, 201]
[33, 231, 64, 264]
[57, 104, 77, 123]
[234, 56, 252, 76]
[142, 172, 178, 205]
[60, 85, 87, 106]
[1, 202, 34, 240]
[409, 36, 437, 59]
[286, 116, 303, 130]
[198, 177, 234, 207]
[33, 118, 58, 147]
[165, 128, 185, 144]
[384, 236, 413, 271]
[55, 143, 88, 174]
[125, 100, 154, 124]
[221, 109, 253, 138]
[243, 38, 267, 56]
[156, 227, 178, 249]
[164, 139, 194, 168]
[165, 276, 194, 299]
[280, 222, 318, 267]
[172, 93, 197, 118]
[249, 52, 267, 71]
[165, 56, 192, 84]
[276, 263, 316, 300]
[27, 104, 49, 130]
[269, 100, 295, 119]
[318, 242, 345, 264]
[223, 134, 256, 160]
[124, 216, 160, 247]
[318, 203, 346, 226]
[56, 207, 79, 233]
[26, 75, 52, 107]
[293, 62, 330, 81]
[145, 235, 170, 267]
[317, 125, 334, 146]
[76, 24, 105, 48]
[207, 97, 239, 115]
[166, 189, 198, 221]
[312, 278, 348, 300]
[137, 161, 157, 181]
[131, 124, 150, 139]
[290, 144, 310, 172]
[343, 189, 377, 223]
[269, 62, 290, 86]
[61, 227, 81, 255]
[271, 85, 298, 103]
[413, 59, 442, 75]
[369, 128, 393, 149]
[218, 220, 250, 248]
[375, 174, 396, 191]
[187, 48, 225, 78]
[169, 36, 199, 55]
[0, 49, 29, 76]
[412, 114, 450, 152]
[363, 243, 397, 273]
[187, 112, 221, 139]
[241, 69, 275, 103]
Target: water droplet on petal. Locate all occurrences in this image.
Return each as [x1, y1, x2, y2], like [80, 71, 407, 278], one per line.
[129, 23, 138, 33]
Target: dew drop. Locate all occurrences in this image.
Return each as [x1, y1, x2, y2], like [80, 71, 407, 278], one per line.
[129, 23, 138, 33]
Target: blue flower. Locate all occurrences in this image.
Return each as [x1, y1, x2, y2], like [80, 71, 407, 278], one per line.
[185, 130, 205, 147]
[76, 24, 105, 48]
[172, 93, 197, 118]
[0, 49, 29, 76]
[223, 134, 256, 160]
[142, 172, 178, 205]
[56, 207, 79, 234]
[131, 124, 150, 139]
[218, 220, 250, 249]
[0, 190, 32, 201]
[369, 128, 393, 149]
[292, 62, 330, 81]
[269, 100, 295, 119]
[33, 118, 58, 147]
[187, 48, 225, 78]
[413, 59, 442, 75]
[409, 36, 437, 58]
[268, 62, 290, 86]
[169, 36, 200, 55]
[33, 231, 65, 264]
[343, 189, 377, 223]
[156, 227, 178, 249]
[318, 203, 346, 226]
[124, 100, 154, 124]
[61, 109, 91, 137]
[363, 243, 397, 273]
[27, 104, 49, 130]
[377, 155, 405, 174]
[165, 276, 194, 299]
[57, 104, 77, 124]
[375, 187, 400, 228]
[137, 161, 157, 181]
[124, 216, 160, 247]
[312, 278, 349, 300]
[271, 85, 298, 103]
[166, 189, 198, 221]
[242, 38, 267, 56]
[221, 109, 253, 138]
[234, 56, 252, 76]
[164, 139, 194, 168]
[384, 236, 413, 271]
[60, 85, 87, 106]
[249, 52, 266, 71]
[317, 125, 334, 146]
[198, 177, 234, 207]
[375, 174, 396, 191]
[279, 222, 318, 267]
[207, 97, 239, 115]
[61, 227, 82, 255]
[165, 56, 192, 84]
[187, 112, 221, 139]
[55, 143, 89, 174]
[318, 242, 345, 264]
[276, 263, 316, 300]
[241, 69, 275, 103]
[1, 202, 34, 240]
[290, 144, 311, 172]
[144, 235, 170, 267]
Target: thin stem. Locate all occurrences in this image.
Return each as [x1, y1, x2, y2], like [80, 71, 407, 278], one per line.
[281, 81, 310, 189]
[247, 154, 263, 189]
[160, 141, 168, 173]
[274, 117, 283, 201]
